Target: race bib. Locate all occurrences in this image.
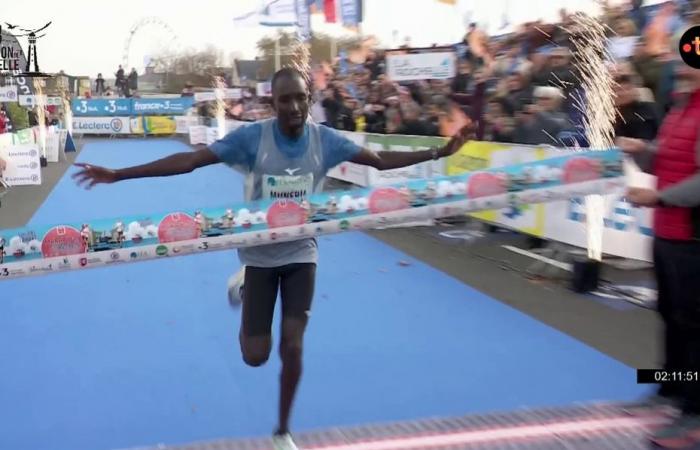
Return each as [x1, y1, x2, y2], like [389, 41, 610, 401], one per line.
[262, 173, 314, 200]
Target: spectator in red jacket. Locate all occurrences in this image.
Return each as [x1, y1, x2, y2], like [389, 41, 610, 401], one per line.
[0, 106, 8, 134]
[618, 56, 700, 448]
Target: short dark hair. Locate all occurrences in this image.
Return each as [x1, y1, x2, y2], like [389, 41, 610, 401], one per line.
[271, 67, 307, 93]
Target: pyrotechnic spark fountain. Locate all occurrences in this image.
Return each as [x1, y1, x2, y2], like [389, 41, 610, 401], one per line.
[568, 12, 617, 262]
[287, 37, 311, 91]
[213, 75, 226, 140]
[32, 78, 48, 164]
[59, 85, 73, 136]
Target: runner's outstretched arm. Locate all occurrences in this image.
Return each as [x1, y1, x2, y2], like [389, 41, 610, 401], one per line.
[350, 125, 473, 171]
[72, 147, 221, 189]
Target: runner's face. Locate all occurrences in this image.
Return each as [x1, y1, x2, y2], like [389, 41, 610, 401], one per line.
[273, 75, 309, 135]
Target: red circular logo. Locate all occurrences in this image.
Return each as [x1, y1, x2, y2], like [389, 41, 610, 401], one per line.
[157, 213, 199, 243]
[41, 226, 86, 257]
[267, 201, 307, 228]
[467, 172, 507, 198]
[562, 157, 602, 184]
[368, 188, 410, 214]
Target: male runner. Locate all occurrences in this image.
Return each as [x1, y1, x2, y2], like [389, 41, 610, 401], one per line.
[73, 67, 471, 450]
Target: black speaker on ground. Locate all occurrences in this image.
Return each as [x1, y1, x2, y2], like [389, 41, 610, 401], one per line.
[40, 156, 47, 167]
[571, 256, 601, 293]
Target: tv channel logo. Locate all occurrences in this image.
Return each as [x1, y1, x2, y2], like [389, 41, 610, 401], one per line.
[680, 26, 700, 69]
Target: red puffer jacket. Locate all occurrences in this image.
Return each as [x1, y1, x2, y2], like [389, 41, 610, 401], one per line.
[653, 90, 700, 240]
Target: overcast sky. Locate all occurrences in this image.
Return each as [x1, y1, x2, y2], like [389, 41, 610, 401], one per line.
[2, 0, 651, 78]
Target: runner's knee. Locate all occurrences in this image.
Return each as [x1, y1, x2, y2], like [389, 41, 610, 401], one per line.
[240, 335, 272, 367]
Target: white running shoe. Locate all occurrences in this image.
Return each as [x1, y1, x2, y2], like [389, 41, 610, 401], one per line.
[272, 433, 299, 450]
[227, 266, 246, 308]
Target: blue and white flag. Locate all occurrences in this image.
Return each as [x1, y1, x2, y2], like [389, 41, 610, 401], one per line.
[233, 0, 298, 27]
[296, 0, 312, 40]
[339, 0, 359, 27]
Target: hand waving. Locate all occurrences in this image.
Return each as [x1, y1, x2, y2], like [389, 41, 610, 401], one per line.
[72, 163, 119, 190]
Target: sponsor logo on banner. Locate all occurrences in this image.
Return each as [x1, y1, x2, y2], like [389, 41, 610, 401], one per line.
[562, 157, 602, 184]
[468, 172, 508, 198]
[78, 256, 101, 267]
[29, 263, 54, 273]
[19, 95, 62, 106]
[0, 143, 42, 186]
[198, 240, 223, 250]
[368, 188, 410, 213]
[144, 116, 176, 135]
[72, 117, 131, 134]
[157, 213, 199, 243]
[267, 201, 307, 228]
[41, 226, 86, 257]
[72, 99, 132, 116]
[173, 243, 196, 254]
[156, 245, 169, 256]
[0, 86, 18, 102]
[386, 52, 456, 81]
[0, 266, 26, 277]
[132, 98, 194, 115]
[130, 250, 151, 259]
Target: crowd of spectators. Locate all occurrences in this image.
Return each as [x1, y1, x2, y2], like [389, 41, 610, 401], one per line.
[215, 0, 699, 149]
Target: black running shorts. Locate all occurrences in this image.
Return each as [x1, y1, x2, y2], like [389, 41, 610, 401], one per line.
[241, 263, 316, 337]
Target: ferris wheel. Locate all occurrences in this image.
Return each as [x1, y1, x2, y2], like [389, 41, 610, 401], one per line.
[122, 17, 180, 71]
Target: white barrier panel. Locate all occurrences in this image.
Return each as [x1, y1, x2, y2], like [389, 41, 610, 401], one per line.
[0, 144, 42, 186]
[447, 142, 654, 262]
[325, 135, 654, 263]
[58, 130, 68, 153]
[206, 127, 219, 145]
[544, 168, 655, 262]
[328, 161, 369, 186]
[193, 89, 242, 102]
[72, 117, 132, 134]
[189, 126, 208, 145]
[19, 95, 63, 106]
[176, 116, 200, 134]
[386, 52, 456, 81]
[0, 86, 18, 103]
[45, 130, 61, 163]
[328, 132, 447, 186]
[256, 82, 272, 97]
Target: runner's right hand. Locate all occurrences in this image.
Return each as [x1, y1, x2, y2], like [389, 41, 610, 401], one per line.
[72, 163, 119, 189]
